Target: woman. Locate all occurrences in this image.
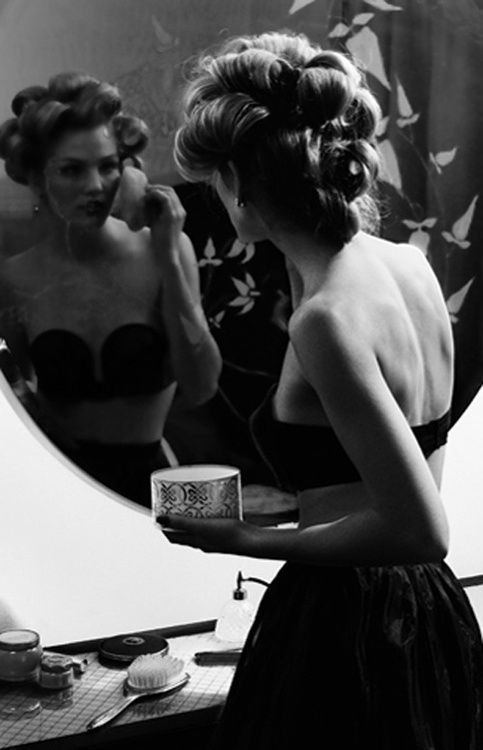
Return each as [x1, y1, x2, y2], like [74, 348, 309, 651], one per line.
[0, 72, 222, 508]
[160, 31, 483, 748]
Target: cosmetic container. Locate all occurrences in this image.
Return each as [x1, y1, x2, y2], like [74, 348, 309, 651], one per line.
[214, 572, 256, 644]
[38, 653, 75, 689]
[0, 629, 42, 683]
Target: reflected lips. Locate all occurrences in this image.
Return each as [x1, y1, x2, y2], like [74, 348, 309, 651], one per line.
[82, 201, 106, 215]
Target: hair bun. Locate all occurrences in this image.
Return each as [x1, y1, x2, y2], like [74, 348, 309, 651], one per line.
[11, 86, 48, 117]
[320, 138, 378, 203]
[113, 114, 150, 156]
[304, 51, 360, 79]
[0, 118, 30, 184]
[217, 49, 300, 120]
[297, 51, 360, 128]
[261, 56, 301, 122]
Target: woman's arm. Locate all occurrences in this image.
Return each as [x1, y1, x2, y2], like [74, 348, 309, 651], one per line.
[289, 303, 449, 561]
[159, 502, 445, 566]
[160, 303, 449, 566]
[147, 185, 222, 407]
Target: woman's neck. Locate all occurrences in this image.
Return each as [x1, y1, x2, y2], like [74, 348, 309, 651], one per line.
[269, 227, 341, 307]
[48, 216, 115, 262]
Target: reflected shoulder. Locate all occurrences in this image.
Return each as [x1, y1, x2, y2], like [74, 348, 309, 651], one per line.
[0, 244, 45, 292]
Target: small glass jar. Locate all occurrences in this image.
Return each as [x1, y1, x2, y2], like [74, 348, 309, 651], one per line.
[0, 629, 42, 683]
[38, 654, 74, 690]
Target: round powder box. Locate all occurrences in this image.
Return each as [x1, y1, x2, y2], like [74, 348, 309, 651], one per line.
[38, 654, 74, 690]
[99, 633, 169, 664]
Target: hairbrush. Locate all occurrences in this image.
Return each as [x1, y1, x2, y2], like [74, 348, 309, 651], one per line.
[86, 654, 189, 731]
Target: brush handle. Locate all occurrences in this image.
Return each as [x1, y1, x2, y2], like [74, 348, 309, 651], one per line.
[87, 693, 138, 731]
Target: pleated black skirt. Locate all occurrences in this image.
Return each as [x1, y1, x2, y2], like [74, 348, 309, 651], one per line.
[211, 562, 483, 749]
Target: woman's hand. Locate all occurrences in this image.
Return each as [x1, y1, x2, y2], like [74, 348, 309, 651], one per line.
[112, 167, 186, 263]
[111, 165, 148, 231]
[157, 515, 256, 556]
[145, 185, 186, 264]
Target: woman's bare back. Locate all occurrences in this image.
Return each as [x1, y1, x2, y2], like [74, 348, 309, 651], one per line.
[275, 233, 453, 429]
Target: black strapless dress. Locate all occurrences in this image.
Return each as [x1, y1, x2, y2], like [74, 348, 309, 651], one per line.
[30, 324, 174, 507]
[210, 388, 483, 749]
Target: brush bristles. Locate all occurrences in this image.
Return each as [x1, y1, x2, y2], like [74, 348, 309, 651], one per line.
[127, 654, 185, 690]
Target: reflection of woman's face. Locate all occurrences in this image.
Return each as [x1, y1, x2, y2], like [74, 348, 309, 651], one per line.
[42, 124, 121, 228]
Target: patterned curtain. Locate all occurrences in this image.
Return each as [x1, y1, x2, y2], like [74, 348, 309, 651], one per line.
[163, 0, 483, 479]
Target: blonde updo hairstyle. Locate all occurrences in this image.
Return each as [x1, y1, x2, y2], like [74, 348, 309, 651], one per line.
[0, 72, 149, 185]
[175, 31, 381, 248]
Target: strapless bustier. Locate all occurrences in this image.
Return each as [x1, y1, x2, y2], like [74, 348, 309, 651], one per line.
[30, 324, 174, 400]
[249, 386, 451, 493]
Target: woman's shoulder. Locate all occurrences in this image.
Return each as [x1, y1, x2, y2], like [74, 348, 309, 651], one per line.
[0, 244, 44, 294]
[351, 233, 442, 300]
[107, 216, 149, 249]
[289, 233, 443, 350]
[359, 232, 425, 262]
[288, 292, 364, 359]
[105, 218, 159, 274]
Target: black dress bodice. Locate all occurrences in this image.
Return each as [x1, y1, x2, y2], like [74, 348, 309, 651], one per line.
[250, 385, 451, 493]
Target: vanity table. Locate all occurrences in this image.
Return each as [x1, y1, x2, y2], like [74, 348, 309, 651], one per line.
[0, 374, 283, 750]
[0, 621, 233, 750]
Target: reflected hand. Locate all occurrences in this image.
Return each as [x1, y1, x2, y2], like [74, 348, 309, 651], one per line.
[111, 165, 148, 231]
[157, 515, 253, 556]
[145, 185, 186, 262]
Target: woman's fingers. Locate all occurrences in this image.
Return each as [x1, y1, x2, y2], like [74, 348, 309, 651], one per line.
[157, 514, 203, 532]
[156, 515, 248, 555]
[145, 185, 185, 228]
[146, 185, 185, 213]
[162, 529, 198, 547]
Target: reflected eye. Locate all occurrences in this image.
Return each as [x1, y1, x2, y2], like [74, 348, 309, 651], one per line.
[100, 160, 121, 176]
[59, 164, 83, 178]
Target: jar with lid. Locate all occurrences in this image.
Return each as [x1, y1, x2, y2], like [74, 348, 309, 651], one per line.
[0, 630, 42, 682]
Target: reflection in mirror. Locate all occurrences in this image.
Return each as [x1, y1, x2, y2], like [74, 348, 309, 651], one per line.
[0, 71, 222, 508]
[0, 0, 483, 521]
[0, 1, 295, 518]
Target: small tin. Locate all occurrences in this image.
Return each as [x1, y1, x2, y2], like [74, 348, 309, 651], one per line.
[0, 629, 42, 683]
[38, 654, 74, 690]
[99, 633, 169, 664]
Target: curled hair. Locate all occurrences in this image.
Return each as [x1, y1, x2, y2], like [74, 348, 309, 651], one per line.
[175, 31, 382, 247]
[0, 72, 149, 184]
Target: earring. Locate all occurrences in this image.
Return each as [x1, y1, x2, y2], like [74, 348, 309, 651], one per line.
[32, 204, 40, 217]
[235, 197, 246, 208]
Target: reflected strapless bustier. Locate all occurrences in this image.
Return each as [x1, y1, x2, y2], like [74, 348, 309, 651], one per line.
[249, 386, 451, 493]
[30, 324, 174, 400]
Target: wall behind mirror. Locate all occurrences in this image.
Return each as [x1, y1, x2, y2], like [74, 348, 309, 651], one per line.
[1, 0, 483, 642]
[0, 370, 282, 645]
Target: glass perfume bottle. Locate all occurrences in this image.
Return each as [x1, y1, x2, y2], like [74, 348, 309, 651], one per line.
[214, 571, 257, 645]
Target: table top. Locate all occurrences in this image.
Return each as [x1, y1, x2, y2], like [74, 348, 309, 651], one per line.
[0, 626, 235, 749]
